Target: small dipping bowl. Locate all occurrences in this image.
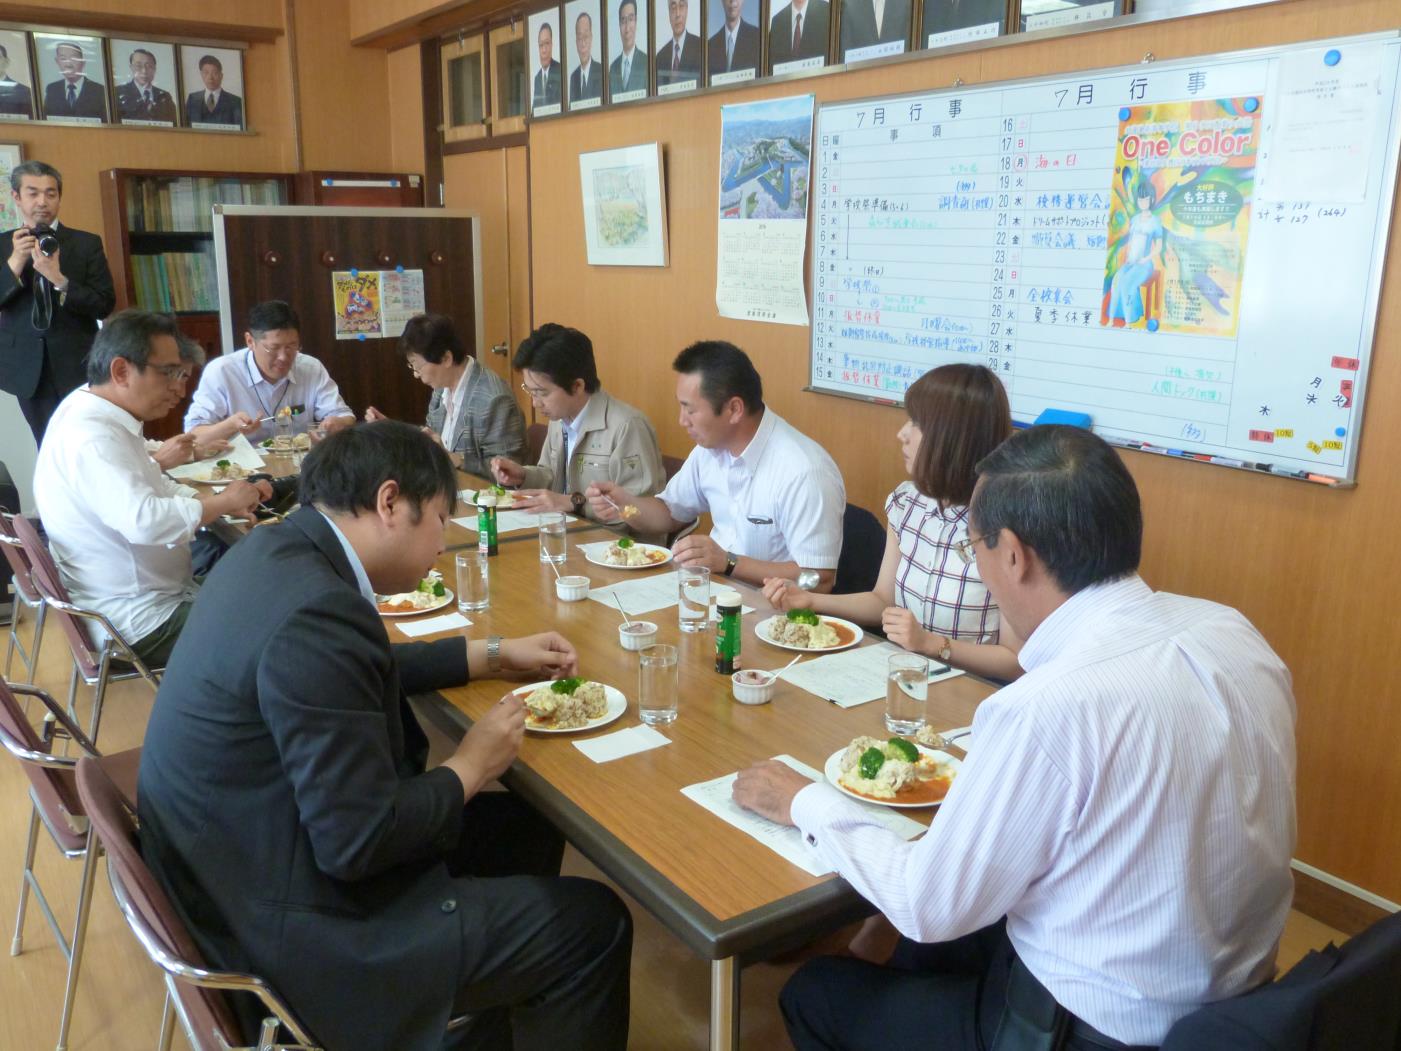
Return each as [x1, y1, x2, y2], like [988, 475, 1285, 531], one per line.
[555, 574, 590, 602]
[619, 620, 659, 651]
[731, 669, 776, 705]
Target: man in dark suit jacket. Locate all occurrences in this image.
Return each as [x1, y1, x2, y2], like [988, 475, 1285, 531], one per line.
[768, 0, 831, 65]
[608, 0, 648, 95]
[0, 44, 33, 116]
[570, 11, 603, 102]
[840, 0, 911, 52]
[138, 422, 633, 1051]
[531, 22, 563, 109]
[707, 0, 761, 76]
[655, 0, 701, 86]
[0, 160, 116, 445]
[185, 53, 243, 126]
[115, 47, 178, 124]
[42, 41, 106, 120]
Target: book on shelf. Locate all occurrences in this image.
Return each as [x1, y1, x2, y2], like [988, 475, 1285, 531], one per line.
[126, 175, 287, 234]
[131, 242, 221, 312]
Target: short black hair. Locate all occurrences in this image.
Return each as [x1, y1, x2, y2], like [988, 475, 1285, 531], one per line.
[619, 0, 638, 18]
[970, 425, 1141, 595]
[538, 21, 553, 39]
[86, 310, 190, 385]
[576, 11, 593, 30]
[10, 160, 62, 194]
[246, 300, 300, 337]
[198, 54, 223, 71]
[130, 48, 157, 65]
[672, 340, 762, 415]
[55, 42, 83, 59]
[399, 313, 467, 365]
[512, 324, 599, 394]
[299, 420, 457, 523]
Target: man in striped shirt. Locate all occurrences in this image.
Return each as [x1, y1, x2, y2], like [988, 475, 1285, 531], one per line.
[734, 425, 1296, 1050]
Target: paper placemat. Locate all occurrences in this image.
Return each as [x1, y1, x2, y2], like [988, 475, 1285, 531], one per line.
[778, 642, 965, 708]
[452, 510, 578, 534]
[395, 612, 471, 637]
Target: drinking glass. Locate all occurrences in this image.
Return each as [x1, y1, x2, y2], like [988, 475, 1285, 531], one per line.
[638, 644, 679, 726]
[677, 565, 710, 633]
[885, 652, 929, 734]
[538, 512, 568, 563]
[455, 550, 490, 612]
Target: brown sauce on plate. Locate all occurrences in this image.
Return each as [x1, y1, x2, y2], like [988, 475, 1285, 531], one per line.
[845, 773, 953, 806]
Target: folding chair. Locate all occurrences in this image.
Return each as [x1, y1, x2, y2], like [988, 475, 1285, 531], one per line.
[9, 514, 162, 742]
[0, 511, 47, 687]
[0, 677, 140, 1051]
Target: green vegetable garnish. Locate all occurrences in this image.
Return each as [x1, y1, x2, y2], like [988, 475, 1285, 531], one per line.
[550, 677, 585, 695]
[786, 609, 820, 626]
[431, 580, 446, 597]
[886, 738, 919, 763]
[216, 459, 231, 468]
[858, 747, 886, 780]
[260, 438, 273, 448]
[615, 537, 635, 549]
[490, 484, 506, 496]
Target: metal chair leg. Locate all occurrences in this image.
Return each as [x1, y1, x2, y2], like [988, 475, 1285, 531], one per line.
[156, 986, 176, 1051]
[87, 650, 116, 743]
[54, 835, 100, 1051]
[3, 602, 19, 679]
[11, 802, 40, 955]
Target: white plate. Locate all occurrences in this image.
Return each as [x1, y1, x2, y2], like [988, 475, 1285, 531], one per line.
[510, 681, 628, 734]
[183, 469, 256, 485]
[376, 588, 455, 617]
[823, 745, 961, 809]
[582, 543, 673, 570]
[755, 614, 864, 652]
[464, 488, 517, 510]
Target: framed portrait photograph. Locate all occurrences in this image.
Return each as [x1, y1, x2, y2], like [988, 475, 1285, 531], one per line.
[0, 143, 24, 229]
[707, 0, 761, 85]
[111, 39, 179, 127]
[565, 0, 604, 110]
[654, 0, 702, 95]
[579, 142, 669, 266]
[923, 0, 1006, 50]
[607, 0, 650, 104]
[34, 32, 108, 124]
[840, 0, 910, 64]
[769, 0, 831, 76]
[1019, 0, 1123, 32]
[179, 44, 245, 130]
[0, 32, 36, 121]
[528, 7, 565, 117]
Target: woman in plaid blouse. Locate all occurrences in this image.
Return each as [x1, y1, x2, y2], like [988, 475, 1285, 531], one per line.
[763, 364, 1023, 682]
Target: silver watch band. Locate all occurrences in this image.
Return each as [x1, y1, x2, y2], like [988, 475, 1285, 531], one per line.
[486, 635, 502, 673]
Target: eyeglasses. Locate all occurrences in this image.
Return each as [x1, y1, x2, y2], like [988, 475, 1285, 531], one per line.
[520, 382, 552, 400]
[952, 532, 990, 565]
[148, 364, 193, 383]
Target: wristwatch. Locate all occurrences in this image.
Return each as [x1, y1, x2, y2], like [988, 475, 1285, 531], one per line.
[935, 636, 953, 662]
[570, 491, 586, 514]
[723, 551, 738, 576]
[486, 635, 503, 674]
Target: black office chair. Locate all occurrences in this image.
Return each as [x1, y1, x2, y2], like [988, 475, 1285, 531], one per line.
[834, 503, 885, 595]
[1161, 910, 1401, 1050]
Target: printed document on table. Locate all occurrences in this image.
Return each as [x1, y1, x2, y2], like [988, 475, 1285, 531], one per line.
[452, 510, 577, 534]
[779, 642, 964, 708]
[681, 755, 926, 876]
[587, 571, 684, 615]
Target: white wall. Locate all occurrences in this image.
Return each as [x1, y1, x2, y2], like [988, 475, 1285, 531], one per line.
[0, 394, 37, 512]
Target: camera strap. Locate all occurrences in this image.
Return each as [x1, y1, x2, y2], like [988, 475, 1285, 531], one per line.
[30, 273, 53, 333]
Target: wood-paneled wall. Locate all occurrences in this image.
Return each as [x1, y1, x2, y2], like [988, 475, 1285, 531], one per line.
[527, 0, 1401, 903]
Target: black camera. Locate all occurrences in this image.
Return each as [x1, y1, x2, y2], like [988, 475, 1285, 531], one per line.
[30, 225, 58, 257]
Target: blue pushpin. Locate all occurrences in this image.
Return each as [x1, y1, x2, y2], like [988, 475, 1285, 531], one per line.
[1118, 107, 1131, 121]
[350, 267, 359, 277]
[1324, 49, 1341, 67]
[1243, 97, 1259, 113]
[1146, 318, 1160, 333]
[357, 332, 367, 341]
[396, 264, 404, 272]
[1335, 427, 1346, 438]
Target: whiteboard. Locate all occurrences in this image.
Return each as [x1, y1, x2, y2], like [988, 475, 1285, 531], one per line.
[808, 33, 1401, 484]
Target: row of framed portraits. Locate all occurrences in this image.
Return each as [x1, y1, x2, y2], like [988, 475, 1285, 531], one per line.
[0, 27, 247, 131]
[524, 0, 1214, 117]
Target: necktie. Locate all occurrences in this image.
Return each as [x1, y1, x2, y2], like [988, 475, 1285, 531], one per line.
[206, 92, 215, 112]
[672, 42, 680, 71]
[793, 11, 803, 54]
[581, 68, 587, 91]
[66, 83, 76, 109]
[622, 57, 630, 86]
[555, 429, 570, 494]
[142, 89, 152, 113]
[726, 32, 735, 70]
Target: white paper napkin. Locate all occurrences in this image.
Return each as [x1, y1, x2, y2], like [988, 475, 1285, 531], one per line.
[395, 612, 471, 637]
[572, 725, 672, 763]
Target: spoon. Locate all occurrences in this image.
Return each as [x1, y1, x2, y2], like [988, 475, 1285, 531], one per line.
[611, 593, 632, 626]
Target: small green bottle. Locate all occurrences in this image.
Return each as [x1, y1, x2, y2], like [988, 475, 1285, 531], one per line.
[476, 493, 499, 556]
[714, 588, 742, 674]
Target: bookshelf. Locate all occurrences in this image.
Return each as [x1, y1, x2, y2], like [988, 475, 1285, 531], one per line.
[100, 169, 296, 438]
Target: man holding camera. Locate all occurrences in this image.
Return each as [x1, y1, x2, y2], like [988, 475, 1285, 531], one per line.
[0, 159, 116, 446]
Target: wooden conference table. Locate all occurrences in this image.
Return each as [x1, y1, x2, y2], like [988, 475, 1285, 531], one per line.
[400, 484, 998, 1051]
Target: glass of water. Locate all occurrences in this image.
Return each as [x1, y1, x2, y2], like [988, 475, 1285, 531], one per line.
[885, 651, 929, 735]
[638, 644, 679, 726]
[677, 565, 710, 633]
[539, 512, 568, 563]
[455, 550, 490, 612]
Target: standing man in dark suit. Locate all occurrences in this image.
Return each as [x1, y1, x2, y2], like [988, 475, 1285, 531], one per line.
[655, 0, 701, 86]
[840, 0, 911, 52]
[185, 53, 243, 126]
[0, 43, 33, 117]
[115, 47, 178, 124]
[138, 421, 633, 1051]
[531, 21, 563, 109]
[768, 0, 831, 66]
[42, 41, 106, 120]
[608, 0, 648, 95]
[707, 0, 761, 76]
[0, 160, 116, 446]
[569, 10, 602, 102]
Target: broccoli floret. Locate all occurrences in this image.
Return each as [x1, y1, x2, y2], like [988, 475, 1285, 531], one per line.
[886, 738, 919, 763]
[550, 677, 585, 695]
[858, 746, 886, 781]
[216, 459, 231, 468]
[786, 609, 820, 626]
[616, 537, 635, 549]
[431, 579, 446, 597]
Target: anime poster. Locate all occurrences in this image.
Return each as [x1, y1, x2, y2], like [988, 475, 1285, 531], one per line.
[332, 270, 383, 339]
[1102, 98, 1259, 338]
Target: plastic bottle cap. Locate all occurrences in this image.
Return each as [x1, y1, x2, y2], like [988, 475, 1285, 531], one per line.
[716, 589, 743, 609]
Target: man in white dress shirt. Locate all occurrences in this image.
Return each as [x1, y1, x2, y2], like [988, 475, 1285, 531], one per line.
[588, 340, 845, 590]
[35, 311, 268, 666]
[185, 300, 356, 445]
[733, 425, 1297, 1050]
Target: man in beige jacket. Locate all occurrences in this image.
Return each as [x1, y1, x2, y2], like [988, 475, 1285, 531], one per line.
[490, 325, 667, 538]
